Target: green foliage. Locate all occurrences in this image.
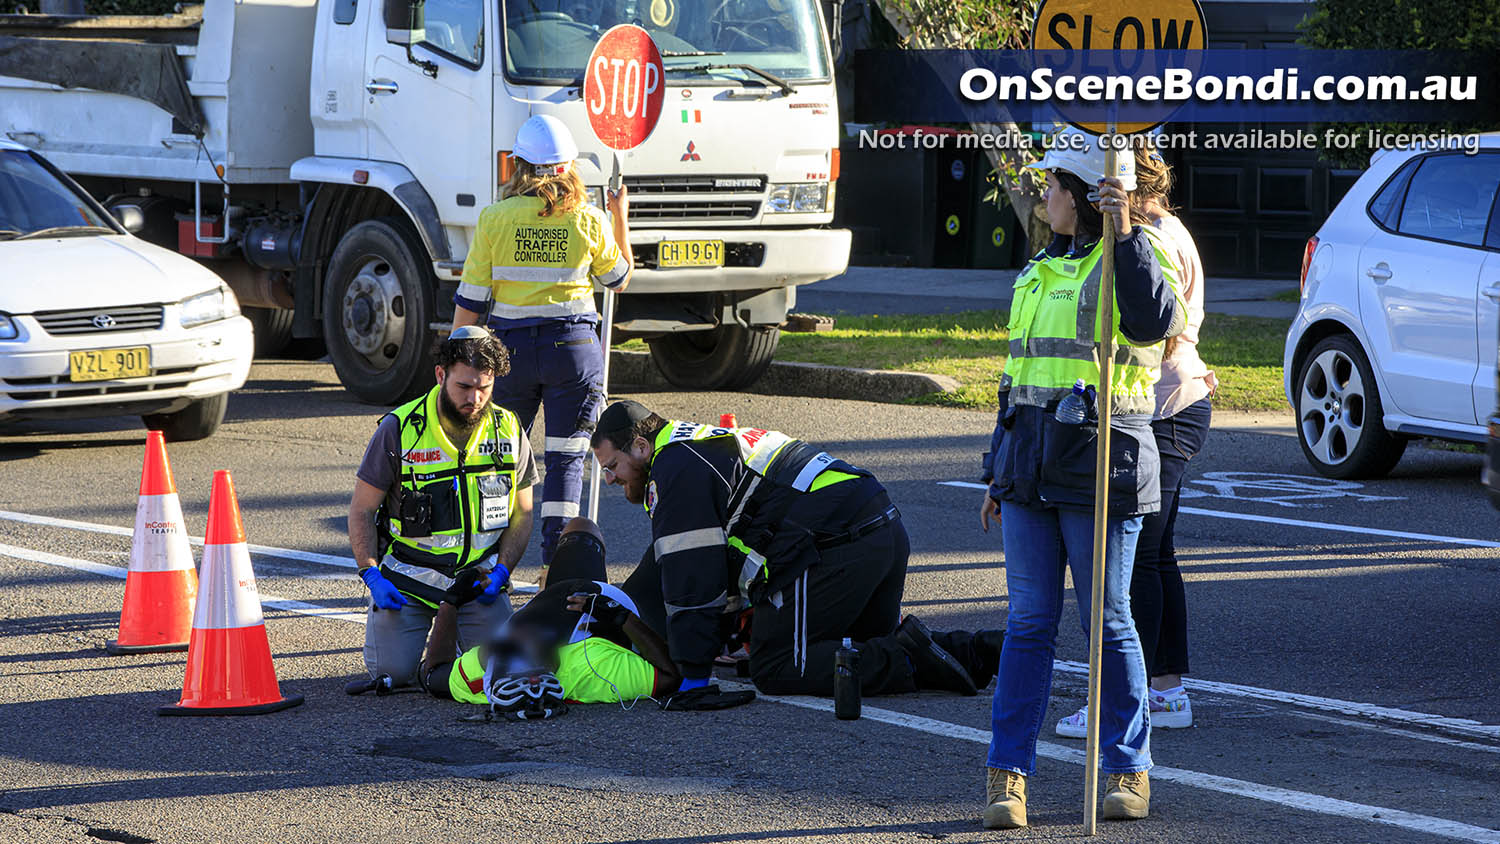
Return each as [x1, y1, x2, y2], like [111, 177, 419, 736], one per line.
[875, 0, 1037, 50]
[1299, 0, 1500, 167]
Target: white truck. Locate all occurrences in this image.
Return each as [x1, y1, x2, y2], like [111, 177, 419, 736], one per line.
[0, 0, 851, 403]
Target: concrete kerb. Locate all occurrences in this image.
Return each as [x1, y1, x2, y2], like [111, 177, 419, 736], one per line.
[609, 350, 960, 403]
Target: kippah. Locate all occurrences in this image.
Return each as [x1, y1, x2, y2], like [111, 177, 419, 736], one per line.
[595, 400, 652, 438]
[449, 325, 491, 340]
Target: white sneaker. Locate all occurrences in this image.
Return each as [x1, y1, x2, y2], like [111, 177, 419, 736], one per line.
[1150, 690, 1193, 728]
[1054, 706, 1088, 738]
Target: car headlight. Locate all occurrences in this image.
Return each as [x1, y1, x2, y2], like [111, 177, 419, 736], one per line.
[766, 183, 829, 213]
[180, 286, 240, 328]
[0, 314, 17, 340]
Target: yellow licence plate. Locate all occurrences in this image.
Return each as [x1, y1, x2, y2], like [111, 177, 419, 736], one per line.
[69, 347, 151, 382]
[658, 239, 724, 269]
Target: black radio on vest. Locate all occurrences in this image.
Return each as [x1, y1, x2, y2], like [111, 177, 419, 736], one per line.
[834, 637, 861, 720]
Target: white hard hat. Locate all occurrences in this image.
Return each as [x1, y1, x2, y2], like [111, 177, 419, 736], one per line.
[1027, 126, 1136, 192]
[513, 115, 580, 170]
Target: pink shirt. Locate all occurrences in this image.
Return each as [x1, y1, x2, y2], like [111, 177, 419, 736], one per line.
[1150, 214, 1216, 419]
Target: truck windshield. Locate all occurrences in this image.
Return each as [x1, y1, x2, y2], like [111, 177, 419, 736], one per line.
[0, 150, 112, 240]
[502, 0, 830, 86]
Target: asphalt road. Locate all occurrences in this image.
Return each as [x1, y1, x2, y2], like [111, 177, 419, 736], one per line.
[1, 359, 1497, 844]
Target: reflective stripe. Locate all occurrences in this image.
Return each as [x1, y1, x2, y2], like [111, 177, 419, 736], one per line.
[597, 255, 629, 287]
[724, 473, 761, 534]
[456, 281, 492, 303]
[545, 436, 591, 454]
[653, 527, 727, 558]
[539, 500, 580, 520]
[742, 430, 795, 475]
[737, 547, 767, 595]
[395, 528, 502, 552]
[1011, 384, 1072, 407]
[193, 541, 263, 630]
[789, 452, 836, 492]
[1010, 337, 1096, 361]
[491, 265, 590, 284]
[665, 590, 729, 618]
[130, 493, 194, 573]
[382, 556, 458, 592]
[486, 298, 596, 320]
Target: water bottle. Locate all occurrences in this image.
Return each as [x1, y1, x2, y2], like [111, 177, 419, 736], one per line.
[834, 637, 861, 720]
[1054, 379, 1089, 425]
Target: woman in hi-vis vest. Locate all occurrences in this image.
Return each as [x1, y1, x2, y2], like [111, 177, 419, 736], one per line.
[453, 115, 632, 575]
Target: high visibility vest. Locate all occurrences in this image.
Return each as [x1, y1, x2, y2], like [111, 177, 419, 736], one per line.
[1002, 229, 1181, 416]
[650, 421, 861, 598]
[456, 195, 628, 322]
[379, 386, 522, 606]
[448, 646, 489, 704]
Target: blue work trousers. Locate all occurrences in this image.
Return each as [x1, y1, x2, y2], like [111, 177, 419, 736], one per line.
[989, 502, 1152, 776]
[490, 319, 603, 565]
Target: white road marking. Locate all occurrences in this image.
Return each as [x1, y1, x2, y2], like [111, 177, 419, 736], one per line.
[1179, 472, 1405, 509]
[6, 541, 1499, 843]
[936, 483, 1500, 549]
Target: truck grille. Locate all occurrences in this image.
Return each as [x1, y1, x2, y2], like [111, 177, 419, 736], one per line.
[623, 175, 765, 224]
[625, 175, 765, 194]
[34, 305, 164, 335]
[630, 201, 760, 222]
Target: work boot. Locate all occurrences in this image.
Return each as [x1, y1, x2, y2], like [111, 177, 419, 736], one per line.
[984, 767, 1027, 829]
[1102, 771, 1150, 820]
[894, 615, 977, 695]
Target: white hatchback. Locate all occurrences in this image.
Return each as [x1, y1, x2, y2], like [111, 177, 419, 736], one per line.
[1284, 134, 1499, 478]
[0, 141, 252, 440]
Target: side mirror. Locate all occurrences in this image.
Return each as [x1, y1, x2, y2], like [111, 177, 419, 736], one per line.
[822, 0, 845, 62]
[110, 204, 146, 234]
[384, 0, 424, 45]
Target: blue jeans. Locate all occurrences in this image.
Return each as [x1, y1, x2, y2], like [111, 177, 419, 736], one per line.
[988, 502, 1152, 775]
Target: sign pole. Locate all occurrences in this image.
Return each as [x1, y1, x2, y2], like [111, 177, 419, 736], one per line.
[588, 152, 624, 523]
[1082, 127, 1119, 837]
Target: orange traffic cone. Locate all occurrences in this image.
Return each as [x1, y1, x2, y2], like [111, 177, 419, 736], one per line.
[159, 470, 303, 716]
[719, 413, 737, 428]
[107, 431, 197, 655]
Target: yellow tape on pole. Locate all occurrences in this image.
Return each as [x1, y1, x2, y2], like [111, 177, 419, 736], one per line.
[1082, 134, 1118, 837]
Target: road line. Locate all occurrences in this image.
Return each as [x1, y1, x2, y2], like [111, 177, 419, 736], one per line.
[6, 542, 1499, 843]
[936, 481, 1500, 549]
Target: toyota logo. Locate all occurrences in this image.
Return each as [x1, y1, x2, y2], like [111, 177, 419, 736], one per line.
[92, 313, 116, 329]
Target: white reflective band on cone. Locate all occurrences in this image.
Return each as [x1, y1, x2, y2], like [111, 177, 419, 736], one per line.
[193, 540, 265, 630]
[130, 493, 195, 573]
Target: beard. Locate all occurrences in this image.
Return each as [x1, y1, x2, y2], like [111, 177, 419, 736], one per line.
[438, 385, 487, 433]
[622, 474, 646, 504]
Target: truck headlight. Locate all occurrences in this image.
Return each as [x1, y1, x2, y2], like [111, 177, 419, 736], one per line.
[0, 314, 17, 340]
[588, 186, 605, 209]
[766, 183, 829, 213]
[180, 286, 240, 328]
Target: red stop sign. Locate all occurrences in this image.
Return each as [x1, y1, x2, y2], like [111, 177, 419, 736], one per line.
[585, 25, 665, 151]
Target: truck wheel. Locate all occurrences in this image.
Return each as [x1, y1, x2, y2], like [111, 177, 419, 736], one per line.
[323, 218, 436, 404]
[1294, 334, 1407, 479]
[647, 325, 780, 390]
[143, 393, 228, 442]
[246, 307, 294, 356]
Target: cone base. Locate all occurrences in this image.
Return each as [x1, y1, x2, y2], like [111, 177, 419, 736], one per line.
[105, 639, 189, 655]
[157, 692, 304, 717]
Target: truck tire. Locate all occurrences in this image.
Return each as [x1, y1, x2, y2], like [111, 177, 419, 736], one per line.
[1294, 334, 1407, 479]
[322, 218, 437, 404]
[143, 393, 228, 442]
[246, 306, 294, 356]
[647, 325, 780, 390]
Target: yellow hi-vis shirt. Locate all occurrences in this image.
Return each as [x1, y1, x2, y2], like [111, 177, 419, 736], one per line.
[448, 637, 656, 705]
[456, 195, 629, 322]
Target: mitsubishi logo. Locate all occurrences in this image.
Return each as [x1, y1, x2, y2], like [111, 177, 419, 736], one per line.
[92, 313, 116, 329]
[681, 141, 701, 162]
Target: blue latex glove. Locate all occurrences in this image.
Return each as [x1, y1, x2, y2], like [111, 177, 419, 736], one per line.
[475, 563, 511, 605]
[678, 675, 711, 692]
[359, 566, 408, 611]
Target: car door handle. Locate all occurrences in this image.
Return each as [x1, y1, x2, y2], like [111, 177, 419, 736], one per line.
[367, 79, 399, 95]
[1366, 263, 1392, 282]
[1483, 284, 1500, 302]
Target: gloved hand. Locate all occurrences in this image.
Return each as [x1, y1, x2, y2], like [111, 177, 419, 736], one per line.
[475, 564, 510, 605]
[444, 570, 489, 606]
[660, 684, 757, 711]
[359, 566, 408, 611]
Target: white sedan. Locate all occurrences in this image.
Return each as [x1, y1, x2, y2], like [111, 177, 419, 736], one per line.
[0, 140, 252, 440]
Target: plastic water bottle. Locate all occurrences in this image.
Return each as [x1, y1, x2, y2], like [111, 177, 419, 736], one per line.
[834, 638, 861, 720]
[1055, 380, 1089, 425]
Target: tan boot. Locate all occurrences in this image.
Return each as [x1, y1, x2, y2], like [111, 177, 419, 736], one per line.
[984, 767, 1027, 829]
[1102, 771, 1150, 820]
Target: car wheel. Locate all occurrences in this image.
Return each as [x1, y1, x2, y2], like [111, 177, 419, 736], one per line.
[647, 325, 780, 390]
[143, 393, 228, 442]
[1294, 334, 1407, 479]
[322, 217, 436, 404]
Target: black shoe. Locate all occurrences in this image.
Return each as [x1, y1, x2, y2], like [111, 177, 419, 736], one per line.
[895, 615, 977, 696]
